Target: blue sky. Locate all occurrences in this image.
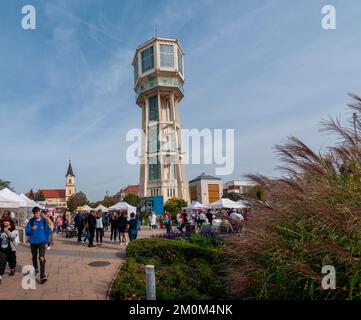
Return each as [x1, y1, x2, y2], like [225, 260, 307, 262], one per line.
[1, 0, 361, 201]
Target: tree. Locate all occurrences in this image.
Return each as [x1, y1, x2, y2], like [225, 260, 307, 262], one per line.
[222, 192, 241, 202]
[0, 179, 12, 191]
[28, 189, 35, 200]
[124, 194, 138, 207]
[67, 192, 88, 212]
[35, 190, 45, 202]
[102, 195, 118, 208]
[164, 197, 187, 219]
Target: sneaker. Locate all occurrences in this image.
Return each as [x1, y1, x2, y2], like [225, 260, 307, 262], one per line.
[0, 277, 2, 284]
[9, 269, 15, 276]
[47, 246, 51, 250]
[40, 275, 47, 284]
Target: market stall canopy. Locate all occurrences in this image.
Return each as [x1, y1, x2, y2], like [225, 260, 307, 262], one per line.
[236, 200, 250, 208]
[184, 201, 209, 211]
[0, 192, 20, 208]
[19, 193, 45, 209]
[79, 204, 94, 212]
[0, 188, 27, 208]
[109, 202, 136, 214]
[94, 204, 109, 213]
[209, 198, 243, 209]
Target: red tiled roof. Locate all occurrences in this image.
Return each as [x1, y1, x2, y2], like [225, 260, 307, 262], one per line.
[38, 189, 66, 199]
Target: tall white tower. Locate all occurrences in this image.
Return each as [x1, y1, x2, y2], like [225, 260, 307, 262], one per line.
[132, 37, 190, 204]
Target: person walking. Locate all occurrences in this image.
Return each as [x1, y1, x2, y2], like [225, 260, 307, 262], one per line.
[87, 211, 96, 247]
[151, 212, 157, 230]
[74, 211, 84, 243]
[43, 210, 54, 250]
[163, 211, 172, 234]
[25, 207, 50, 284]
[118, 211, 128, 245]
[109, 212, 118, 243]
[176, 209, 185, 232]
[95, 211, 104, 246]
[206, 210, 214, 226]
[0, 218, 17, 284]
[127, 213, 138, 241]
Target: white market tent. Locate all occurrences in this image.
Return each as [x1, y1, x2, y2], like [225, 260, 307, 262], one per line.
[184, 201, 209, 211]
[79, 204, 95, 212]
[109, 202, 136, 214]
[19, 193, 45, 210]
[209, 198, 243, 209]
[94, 204, 109, 213]
[0, 193, 19, 208]
[236, 200, 250, 209]
[0, 188, 27, 208]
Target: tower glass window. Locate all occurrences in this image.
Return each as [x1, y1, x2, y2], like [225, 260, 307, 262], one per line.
[148, 95, 159, 121]
[148, 159, 161, 181]
[133, 59, 139, 84]
[141, 46, 154, 73]
[160, 44, 174, 67]
[177, 49, 183, 75]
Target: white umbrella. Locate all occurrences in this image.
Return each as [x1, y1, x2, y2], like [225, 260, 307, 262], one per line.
[209, 198, 243, 209]
[184, 201, 209, 211]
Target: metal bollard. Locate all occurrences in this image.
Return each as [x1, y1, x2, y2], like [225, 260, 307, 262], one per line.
[145, 265, 156, 300]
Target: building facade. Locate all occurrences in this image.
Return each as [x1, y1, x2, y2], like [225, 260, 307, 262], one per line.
[35, 161, 76, 208]
[133, 37, 190, 204]
[223, 180, 256, 195]
[188, 173, 223, 205]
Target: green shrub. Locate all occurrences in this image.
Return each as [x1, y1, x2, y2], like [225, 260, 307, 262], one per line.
[111, 236, 231, 300]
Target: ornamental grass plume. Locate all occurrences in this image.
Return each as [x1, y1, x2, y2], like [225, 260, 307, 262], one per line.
[226, 94, 361, 300]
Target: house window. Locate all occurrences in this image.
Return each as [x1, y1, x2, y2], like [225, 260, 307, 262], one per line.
[160, 44, 174, 67]
[177, 49, 183, 74]
[141, 46, 154, 73]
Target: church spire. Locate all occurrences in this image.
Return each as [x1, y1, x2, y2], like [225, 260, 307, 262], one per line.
[66, 160, 75, 177]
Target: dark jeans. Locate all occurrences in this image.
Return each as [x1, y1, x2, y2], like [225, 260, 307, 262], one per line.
[96, 228, 103, 243]
[110, 226, 117, 241]
[30, 243, 46, 278]
[77, 225, 84, 242]
[0, 249, 16, 275]
[128, 230, 138, 241]
[88, 228, 95, 246]
[166, 223, 172, 234]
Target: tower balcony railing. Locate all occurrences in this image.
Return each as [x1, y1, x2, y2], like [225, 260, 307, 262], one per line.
[148, 179, 178, 186]
[135, 76, 184, 101]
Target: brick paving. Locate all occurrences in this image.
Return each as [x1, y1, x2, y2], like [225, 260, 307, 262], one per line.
[0, 227, 163, 300]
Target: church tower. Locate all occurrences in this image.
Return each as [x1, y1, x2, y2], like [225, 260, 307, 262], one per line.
[65, 160, 76, 201]
[132, 37, 190, 204]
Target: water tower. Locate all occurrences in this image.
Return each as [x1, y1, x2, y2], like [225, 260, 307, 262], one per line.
[132, 37, 190, 204]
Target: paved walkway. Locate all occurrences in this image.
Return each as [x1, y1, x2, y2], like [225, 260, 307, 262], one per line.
[0, 228, 163, 300]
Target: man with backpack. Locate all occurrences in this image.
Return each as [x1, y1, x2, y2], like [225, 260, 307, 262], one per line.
[25, 207, 51, 284]
[163, 211, 172, 234]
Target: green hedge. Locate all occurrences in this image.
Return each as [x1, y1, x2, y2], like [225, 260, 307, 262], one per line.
[110, 236, 231, 300]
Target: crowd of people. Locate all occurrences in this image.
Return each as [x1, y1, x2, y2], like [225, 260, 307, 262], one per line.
[0, 204, 249, 286]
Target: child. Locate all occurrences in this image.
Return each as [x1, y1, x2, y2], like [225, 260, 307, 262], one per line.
[0, 218, 18, 284]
